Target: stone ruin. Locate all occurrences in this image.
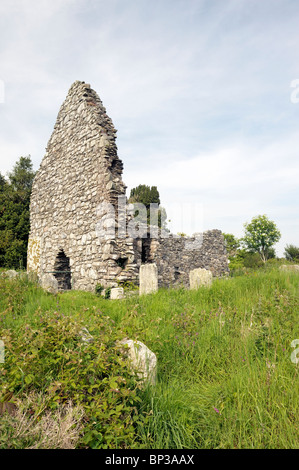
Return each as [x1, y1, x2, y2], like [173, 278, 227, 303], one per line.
[27, 81, 229, 291]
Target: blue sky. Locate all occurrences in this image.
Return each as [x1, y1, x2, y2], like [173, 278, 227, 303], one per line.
[0, 0, 298, 256]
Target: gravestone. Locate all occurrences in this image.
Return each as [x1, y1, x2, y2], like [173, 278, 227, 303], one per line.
[189, 267, 212, 289]
[117, 338, 157, 387]
[139, 263, 158, 295]
[110, 287, 124, 299]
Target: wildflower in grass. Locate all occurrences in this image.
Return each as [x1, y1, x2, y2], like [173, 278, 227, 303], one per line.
[214, 408, 220, 413]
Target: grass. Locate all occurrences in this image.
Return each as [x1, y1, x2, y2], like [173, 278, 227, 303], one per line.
[0, 266, 298, 448]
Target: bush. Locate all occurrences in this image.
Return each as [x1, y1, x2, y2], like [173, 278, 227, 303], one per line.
[0, 281, 148, 449]
[284, 244, 299, 262]
[95, 284, 104, 296]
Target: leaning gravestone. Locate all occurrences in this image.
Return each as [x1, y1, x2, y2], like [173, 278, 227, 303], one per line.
[139, 263, 158, 295]
[117, 338, 157, 387]
[189, 268, 213, 289]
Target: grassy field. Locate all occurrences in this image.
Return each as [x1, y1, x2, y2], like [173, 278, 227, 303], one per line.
[0, 266, 298, 449]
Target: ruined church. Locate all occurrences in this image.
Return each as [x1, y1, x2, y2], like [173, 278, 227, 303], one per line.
[27, 81, 228, 291]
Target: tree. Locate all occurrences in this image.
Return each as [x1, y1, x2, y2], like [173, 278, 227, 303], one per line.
[241, 214, 281, 263]
[0, 156, 36, 269]
[128, 184, 167, 228]
[223, 233, 240, 258]
[284, 244, 299, 262]
[0, 173, 6, 191]
[129, 185, 160, 208]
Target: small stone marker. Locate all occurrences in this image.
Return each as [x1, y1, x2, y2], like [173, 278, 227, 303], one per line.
[40, 273, 58, 294]
[139, 263, 158, 295]
[110, 287, 124, 299]
[189, 268, 212, 289]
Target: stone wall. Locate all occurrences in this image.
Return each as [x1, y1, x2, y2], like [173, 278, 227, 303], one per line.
[136, 229, 229, 288]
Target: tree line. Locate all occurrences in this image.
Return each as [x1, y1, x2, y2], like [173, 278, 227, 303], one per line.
[0, 156, 35, 269]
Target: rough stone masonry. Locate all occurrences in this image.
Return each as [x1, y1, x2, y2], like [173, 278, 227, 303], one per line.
[27, 81, 229, 291]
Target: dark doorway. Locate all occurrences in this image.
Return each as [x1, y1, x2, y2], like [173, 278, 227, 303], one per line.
[53, 249, 71, 290]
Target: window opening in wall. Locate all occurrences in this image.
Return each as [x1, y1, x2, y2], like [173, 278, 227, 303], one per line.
[53, 249, 71, 290]
[174, 266, 180, 281]
[116, 257, 128, 269]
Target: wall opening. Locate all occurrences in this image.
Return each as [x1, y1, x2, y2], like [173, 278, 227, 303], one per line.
[53, 249, 71, 290]
[141, 238, 152, 263]
[174, 266, 181, 282]
[116, 257, 128, 269]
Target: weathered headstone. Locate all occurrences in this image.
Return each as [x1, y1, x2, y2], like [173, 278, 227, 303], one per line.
[117, 338, 157, 387]
[110, 287, 124, 299]
[40, 273, 58, 295]
[139, 263, 158, 295]
[189, 268, 212, 289]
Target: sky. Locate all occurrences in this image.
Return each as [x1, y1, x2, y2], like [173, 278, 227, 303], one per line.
[0, 0, 299, 256]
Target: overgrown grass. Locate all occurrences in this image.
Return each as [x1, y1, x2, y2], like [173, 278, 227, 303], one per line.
[0, 267, 298, 448]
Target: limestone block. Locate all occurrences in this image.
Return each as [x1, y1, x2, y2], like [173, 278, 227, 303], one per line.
[189, 268, 212, 289]
[279, 264, 299, 272]
[110, 287, 124, 300]
[78, 327, 94, 344]
[40, 273, 58, 295]
[139, 263, 158, 295]
[1, 270, 18, 279]
[27, 237, 41, 274]
[89, 268, 97, 280]
[117, 339, 157, 387]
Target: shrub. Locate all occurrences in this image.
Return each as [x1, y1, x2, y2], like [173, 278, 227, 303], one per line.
[0, 305, 148, 448]
[95, 284, 104, 296]
[284, 244, 299, 262]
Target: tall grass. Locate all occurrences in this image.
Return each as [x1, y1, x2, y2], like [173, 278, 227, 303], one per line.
[0, 267, 298, 448]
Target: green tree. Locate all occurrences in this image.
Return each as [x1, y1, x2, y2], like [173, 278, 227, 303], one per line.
[8, 156, 35, 193]
[284, 244, 299, 262]
[223, 233, 240, 258]
[128, 184, 167, 228]
[241, 214, 281, 263]
[0, 173, 6, 190]
[129, 185, 160, 208]
[0, 156, 36, 269]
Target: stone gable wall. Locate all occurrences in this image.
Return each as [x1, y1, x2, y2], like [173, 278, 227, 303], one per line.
[28, 81, 139, 291]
